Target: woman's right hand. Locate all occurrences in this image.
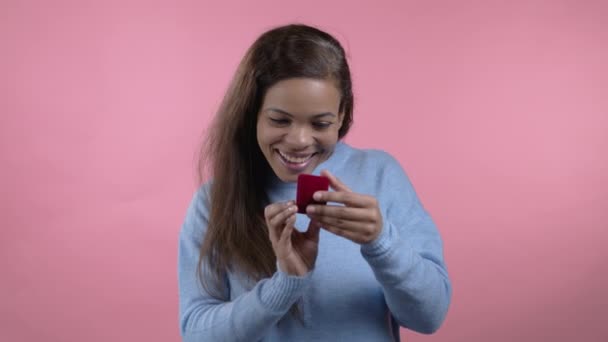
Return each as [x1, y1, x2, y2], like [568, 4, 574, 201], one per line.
[264, 201, 321, 277]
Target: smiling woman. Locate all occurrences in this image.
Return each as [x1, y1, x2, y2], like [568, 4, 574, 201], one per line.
[257, 78, 343, 180]
[177, 24, 452, 342]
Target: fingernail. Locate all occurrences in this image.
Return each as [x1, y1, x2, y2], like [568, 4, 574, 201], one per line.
[307, 205, 315, 214]
[313, 192, 321, 201]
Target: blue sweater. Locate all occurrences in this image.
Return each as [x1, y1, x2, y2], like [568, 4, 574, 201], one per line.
[178, 141, 452, 341]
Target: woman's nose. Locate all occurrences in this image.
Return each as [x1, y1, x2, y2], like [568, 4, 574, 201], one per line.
[285, 125, 314, 147]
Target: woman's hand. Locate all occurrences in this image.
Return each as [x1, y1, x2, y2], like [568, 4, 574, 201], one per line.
[305, 170, 383, 244]
[264, 201, 321, 276]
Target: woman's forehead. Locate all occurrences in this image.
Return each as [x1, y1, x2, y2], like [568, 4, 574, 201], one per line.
[262, 78, 340, 114]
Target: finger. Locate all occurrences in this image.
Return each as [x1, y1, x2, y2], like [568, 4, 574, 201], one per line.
[269, 204, 297, 228]
[306, 204, 371, 222]
[304, 219, 321, 242]
[313, 191, 378, 209]
[321, 169, 352, 192]
[268, 207, 296, 243]
[278, 213, 296, 246]
[320, 223, 363, 243]
[267, 221, 280, 245]
[267, 204, 295, 243]
[264, 201, 294, 221]
[312, 215, 374, 233]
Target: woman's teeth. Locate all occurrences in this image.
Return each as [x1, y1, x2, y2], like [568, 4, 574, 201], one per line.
[278, 150, 314, 164]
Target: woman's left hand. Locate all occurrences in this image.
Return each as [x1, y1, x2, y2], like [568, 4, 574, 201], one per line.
[305, 170, 383, 244]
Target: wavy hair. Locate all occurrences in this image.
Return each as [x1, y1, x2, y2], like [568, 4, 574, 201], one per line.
[197, 23, 354, 315]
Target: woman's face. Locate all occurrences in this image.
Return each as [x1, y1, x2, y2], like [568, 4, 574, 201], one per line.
[256, 78, 344, 182]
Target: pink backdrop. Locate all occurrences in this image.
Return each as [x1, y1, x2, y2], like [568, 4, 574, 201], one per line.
[2, 1, 607, 341]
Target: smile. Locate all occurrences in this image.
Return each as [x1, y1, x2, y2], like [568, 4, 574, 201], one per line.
[277, 150, 315, 163]
[275, 149, 318, 171]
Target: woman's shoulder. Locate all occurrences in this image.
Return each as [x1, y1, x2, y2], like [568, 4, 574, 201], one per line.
[340, 142, 403, 171]
[180, 181, 213, 238]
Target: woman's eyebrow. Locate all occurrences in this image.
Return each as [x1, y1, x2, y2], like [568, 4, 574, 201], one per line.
[265, 107, 336, 118]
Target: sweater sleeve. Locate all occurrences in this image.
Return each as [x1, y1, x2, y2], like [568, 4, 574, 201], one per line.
[360, 154, 452, 334]
[177, 185, 313, 341]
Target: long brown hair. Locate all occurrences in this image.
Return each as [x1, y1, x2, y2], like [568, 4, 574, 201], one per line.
[197, 24, 354, 304]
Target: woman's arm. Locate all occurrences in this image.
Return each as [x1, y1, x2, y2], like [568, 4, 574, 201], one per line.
[177, 186, 312, 342]
[360, 155, 452, 334]
[306, 154, 452, 334]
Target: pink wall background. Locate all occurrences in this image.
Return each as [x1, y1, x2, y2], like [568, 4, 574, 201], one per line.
[2, 0, 607, 341]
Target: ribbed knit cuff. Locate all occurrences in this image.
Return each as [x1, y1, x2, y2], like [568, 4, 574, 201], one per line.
[361, 221, 395, 258]
[259, 268, 313, 312]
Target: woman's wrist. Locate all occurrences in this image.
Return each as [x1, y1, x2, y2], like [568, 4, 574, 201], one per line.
[278, 259, 310, 277]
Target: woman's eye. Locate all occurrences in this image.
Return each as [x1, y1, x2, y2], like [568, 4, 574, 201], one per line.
[270, 118, 290, 125]
[312, 122, 332, 129]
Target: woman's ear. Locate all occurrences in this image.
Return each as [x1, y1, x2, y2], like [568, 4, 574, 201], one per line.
[337, 111, 345, 129]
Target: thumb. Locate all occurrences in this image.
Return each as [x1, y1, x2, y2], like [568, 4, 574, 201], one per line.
[321, 169, 352, 192]
[304, 219, 321, 242]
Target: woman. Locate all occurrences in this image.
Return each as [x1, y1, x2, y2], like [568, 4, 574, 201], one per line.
[178, 24, 452, 341]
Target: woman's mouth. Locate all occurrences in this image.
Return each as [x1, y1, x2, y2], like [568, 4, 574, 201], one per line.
[275, 149, 317, 172]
